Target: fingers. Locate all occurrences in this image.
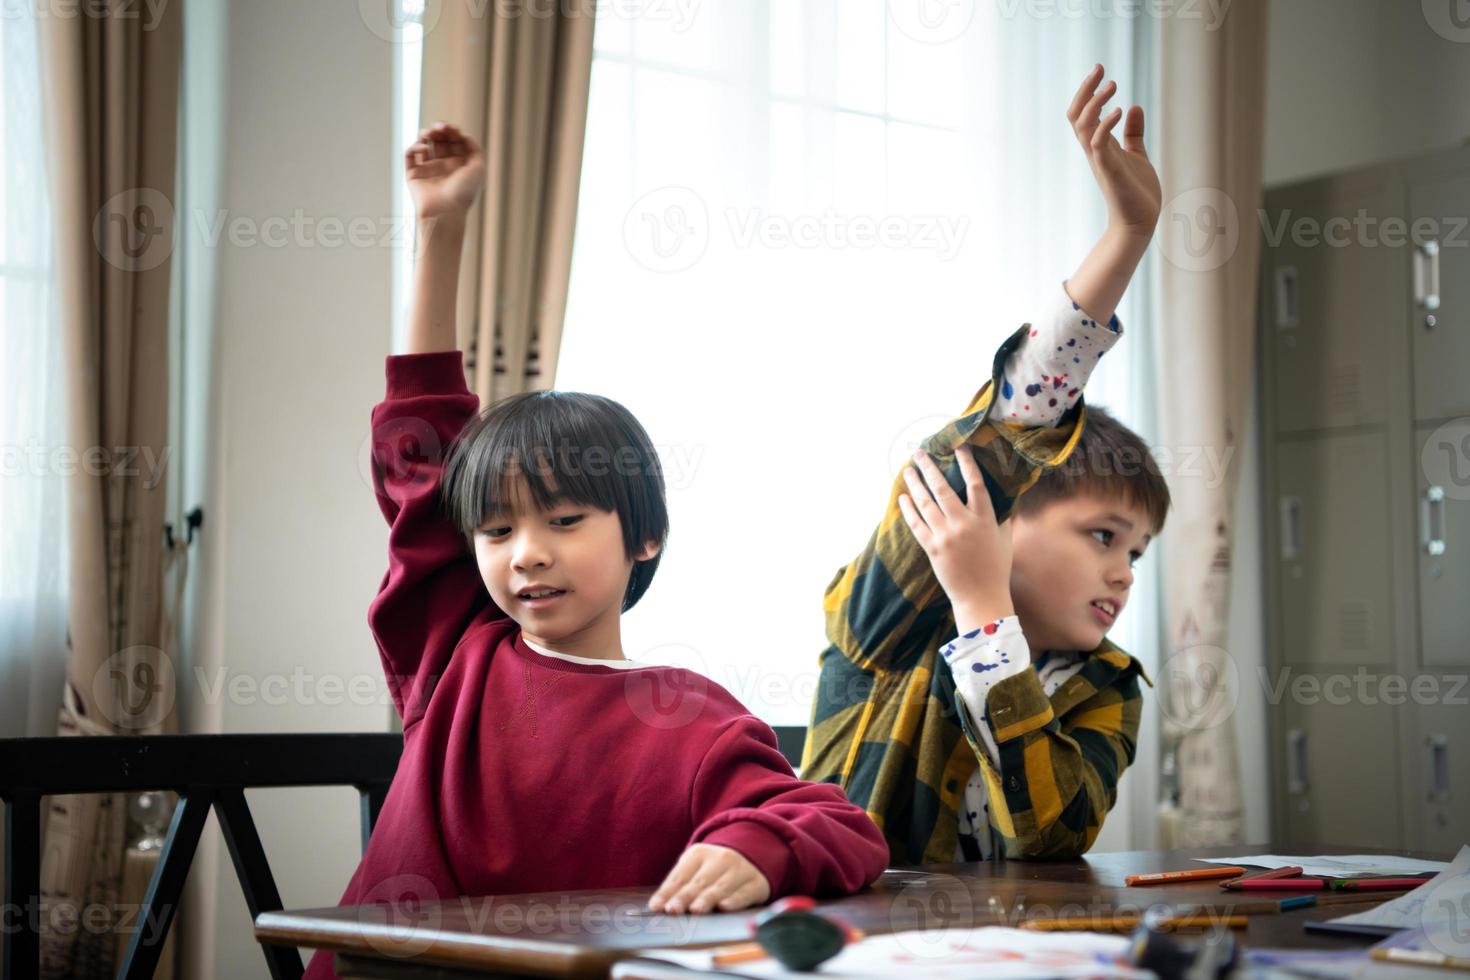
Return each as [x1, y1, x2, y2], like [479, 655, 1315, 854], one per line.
[648, 848, 698, 912]
[714, 876, 771, 912]
[897, 490, 932, 547]
[901, 461, 947, 539]
[1092, 105, 1123, 152]
[1065, 63, 1103, 125]
[406, 122, 474, 168]
[953, 444, 992, 518]
[1069, 68, 1116, 143]
[910, 450, 961, 515]
[649, 847, 767, 915]
[1121, 104, 1147, 155]
[681, 869, 742, 914]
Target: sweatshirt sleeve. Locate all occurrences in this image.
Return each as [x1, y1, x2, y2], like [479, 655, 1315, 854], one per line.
[367, 350, 496, 727]
[687, 716, 889, 900]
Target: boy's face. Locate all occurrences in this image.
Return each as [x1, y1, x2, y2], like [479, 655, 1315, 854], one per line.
[1007, 489, 1154, 655]
[473, 477, 658, 655]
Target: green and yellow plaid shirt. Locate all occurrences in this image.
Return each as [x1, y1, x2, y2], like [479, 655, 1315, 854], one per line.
[801, 321, 1154, 866]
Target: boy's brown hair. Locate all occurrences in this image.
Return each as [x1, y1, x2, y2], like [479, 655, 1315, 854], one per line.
[1012, 404, 1171, 534]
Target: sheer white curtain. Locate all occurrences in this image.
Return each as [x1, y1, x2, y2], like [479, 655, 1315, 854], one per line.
[560, 0, 1160, 847]
[0, 0, 68, 740]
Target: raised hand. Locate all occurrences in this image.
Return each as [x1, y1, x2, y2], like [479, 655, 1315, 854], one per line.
[1066, 65, 1161, 239]
[898, 445, 1015, 635]
[405, 121, 485, 220]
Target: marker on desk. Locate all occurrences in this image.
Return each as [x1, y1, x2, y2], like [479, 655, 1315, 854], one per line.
[710, 896, 864, 971]
[1237, 877, 1426, 893]
[1220, 866, 1303, 889]
[1328, 877, 1434, 892]
[1125, 866, 1247, 886]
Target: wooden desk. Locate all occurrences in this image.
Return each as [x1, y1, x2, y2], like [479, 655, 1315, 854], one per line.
[253, 843, 1451, 979]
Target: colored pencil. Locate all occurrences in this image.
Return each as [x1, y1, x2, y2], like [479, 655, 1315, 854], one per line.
[1126, 866, 1247, 886]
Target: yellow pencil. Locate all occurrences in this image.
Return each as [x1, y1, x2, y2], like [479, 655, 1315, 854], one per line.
[1020, 915, 1247, 932]
[1370, 947, 1470, 972]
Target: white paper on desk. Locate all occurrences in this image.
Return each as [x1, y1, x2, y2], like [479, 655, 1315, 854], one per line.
[633, 926, 1152, 979]
[1193, 853, 1451, 878]
[1325, 844, 1470, 941]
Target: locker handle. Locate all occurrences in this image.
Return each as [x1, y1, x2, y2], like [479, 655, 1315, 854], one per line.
[1280, 496, 1303, 561]
[1287, 728, 1308, 794]
[1414, 239, 1441, 311]
[1426, 735, 1450, 803]
[1275, 266, 1298, 330]
[1422, 485, 1447, 556]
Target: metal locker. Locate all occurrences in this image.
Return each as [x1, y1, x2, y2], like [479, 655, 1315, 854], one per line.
[1264, 171, 1405, 434]
[1405, 154, 1470, 422]
[1407, 700, 1470, 857]
[1279, 692, 1403, 850]
[1416, 420, 1470, 669]
[1274, 432, 1396, 668]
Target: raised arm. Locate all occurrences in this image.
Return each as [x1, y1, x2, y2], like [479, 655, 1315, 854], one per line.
[405, 121, 485, 355]
[367, 123, 491, 727]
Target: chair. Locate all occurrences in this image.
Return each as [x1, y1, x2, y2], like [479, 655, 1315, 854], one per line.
[0, 726, 807, 980]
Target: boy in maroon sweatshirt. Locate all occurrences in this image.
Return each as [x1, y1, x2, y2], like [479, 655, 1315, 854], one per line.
[302, 124, 887, 979]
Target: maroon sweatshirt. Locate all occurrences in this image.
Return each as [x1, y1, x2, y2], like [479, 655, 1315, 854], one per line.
[302, 352, 888, 979]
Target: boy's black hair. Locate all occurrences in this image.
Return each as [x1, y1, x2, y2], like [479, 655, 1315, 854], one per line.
[1013, 404, 1172, 534]
[439, 390, 669, 612]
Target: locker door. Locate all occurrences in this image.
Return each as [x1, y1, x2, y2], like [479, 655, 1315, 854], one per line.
[1407, 168, 1470, 421]
[1279, 694, 1402, 850]
[1407, 700, 1470, 855]
[1264, 173, 1405, 433]
[1275, 432, 1396, 668]
[1417, 420, 1470, 668]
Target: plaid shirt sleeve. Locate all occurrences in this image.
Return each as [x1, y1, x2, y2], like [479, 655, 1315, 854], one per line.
[960, 646, 1150, 858]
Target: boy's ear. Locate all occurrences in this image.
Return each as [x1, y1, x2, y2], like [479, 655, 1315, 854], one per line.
[634, 539, 662, 562]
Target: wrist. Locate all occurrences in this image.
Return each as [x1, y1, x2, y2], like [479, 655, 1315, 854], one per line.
[952, 598, 1016, 638]
[1105, 220, 1155, 250]
[416, 212, 468, 242]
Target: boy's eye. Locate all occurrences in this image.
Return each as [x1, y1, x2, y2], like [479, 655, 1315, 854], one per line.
[1090, 528, 1113, 546]
[481, 526, 510, 540]
[552, 514, 584, 528]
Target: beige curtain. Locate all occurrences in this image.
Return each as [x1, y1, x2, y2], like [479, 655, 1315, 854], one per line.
[1153, 0, 1268, 847]
[418, 0, 596, 399]
[35, 0, 184, 975]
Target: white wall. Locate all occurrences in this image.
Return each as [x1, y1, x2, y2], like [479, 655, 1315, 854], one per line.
[176, 2, 398, 977]
[1264, 0, 1470, 188]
